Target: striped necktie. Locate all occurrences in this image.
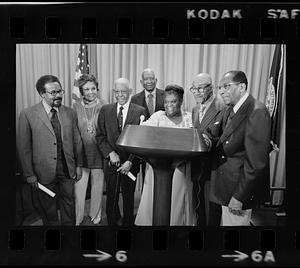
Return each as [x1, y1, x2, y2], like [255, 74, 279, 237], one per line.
[147, 93, 154, 115]
[117, 106, 124, 131]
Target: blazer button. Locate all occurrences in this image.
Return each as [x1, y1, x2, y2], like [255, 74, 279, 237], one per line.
[225, 141, 229, 144]
[221, 155, 225, 159]
[54, 142, 56, 145]
[54, 157, 56, 160]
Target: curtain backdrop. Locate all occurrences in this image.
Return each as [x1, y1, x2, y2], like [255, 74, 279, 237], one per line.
[16, 44, 285, 205]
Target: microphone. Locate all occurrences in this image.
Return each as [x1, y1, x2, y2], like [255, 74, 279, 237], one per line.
[139, 115, 145, 124]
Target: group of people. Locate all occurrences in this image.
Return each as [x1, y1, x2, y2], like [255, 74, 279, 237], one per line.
[17, 67, 271, 227]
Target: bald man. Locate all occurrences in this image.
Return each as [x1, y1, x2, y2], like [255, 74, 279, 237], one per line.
[96, 78, 146, 226]
[190, 73, 225, 226]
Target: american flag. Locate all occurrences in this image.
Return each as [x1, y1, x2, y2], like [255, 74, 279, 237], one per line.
[72, 44, 90, 102]
[265, 44, 284, 152]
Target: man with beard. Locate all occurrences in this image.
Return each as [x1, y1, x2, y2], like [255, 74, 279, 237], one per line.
[190, 73, 225, 226]
[18, 75, 83, 225]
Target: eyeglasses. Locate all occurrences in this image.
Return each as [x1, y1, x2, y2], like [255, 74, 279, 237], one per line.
[218, 82, 240, 91]
[46, 89, 65, 96]
[113, 90, 128, 95]
[189, 84, 211, 94]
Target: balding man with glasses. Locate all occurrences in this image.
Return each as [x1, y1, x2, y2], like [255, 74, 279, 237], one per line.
[96, 78, 146, 226]
[18, 75, 83, 225]
[208, 70, 271, 226]
[190, 73, 225, 226]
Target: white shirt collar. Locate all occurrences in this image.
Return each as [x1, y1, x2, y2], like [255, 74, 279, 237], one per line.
[200, 95, 214, 110]
[42, 99, 58, 115]
[117, 99, 130, 112]
[233, 92, 249, 113]
[145, 88, 156, 98]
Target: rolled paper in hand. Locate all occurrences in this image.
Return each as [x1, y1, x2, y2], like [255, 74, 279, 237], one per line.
[127, 172, 136, 181]
[38, 183, 56, 197]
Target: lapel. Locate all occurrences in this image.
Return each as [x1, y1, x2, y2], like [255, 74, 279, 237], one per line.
[124, 102, 135, 126]
[200, 99, 219, 130]
[192, 106, 200, 129]
[217, 95, 253, 146]
[36, 101, 55, 136]
[155, 89, 164, 111]
[112, 103, 120, 132]
[139, 90, 150, 116]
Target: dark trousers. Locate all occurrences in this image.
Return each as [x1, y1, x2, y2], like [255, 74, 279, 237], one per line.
[34, 174, 75, 226]
[104, 160, 136, 227]
[208, 201, 222, 226]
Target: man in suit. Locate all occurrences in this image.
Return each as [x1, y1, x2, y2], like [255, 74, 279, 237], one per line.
[96, 78, 146, 226]
[18, 75, 83, 225]
[190, 73, 225, 226]
[131, 68, 165, 184]
[208, 70, 271, 226]
[131, 68, 165, 119]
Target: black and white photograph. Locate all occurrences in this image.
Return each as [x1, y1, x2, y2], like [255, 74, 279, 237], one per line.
[15, 43, 286, 227]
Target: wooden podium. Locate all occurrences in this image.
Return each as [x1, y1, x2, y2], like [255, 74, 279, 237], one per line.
[116, 125, 208, 226]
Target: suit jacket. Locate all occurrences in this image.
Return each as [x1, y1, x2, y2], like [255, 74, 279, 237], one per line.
[191, 97, 224, 183]
[209, 94, 271, 209]
[131, 88, 165, 120]
[96, 102, 146, 175]
[18, 102, 83, 185]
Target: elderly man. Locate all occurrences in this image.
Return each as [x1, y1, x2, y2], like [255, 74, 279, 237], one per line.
[190, 73, 225, 226]
[96, 78, 146, 226]
[208, 70, 271, 226]
[131, 68, 165, 185]
[18, 75, 83, 225]
[131, 68, 165, 119]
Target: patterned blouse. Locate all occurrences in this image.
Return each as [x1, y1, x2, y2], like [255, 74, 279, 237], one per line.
[141, 110, 193, 128]
[73, 98, 105, 169]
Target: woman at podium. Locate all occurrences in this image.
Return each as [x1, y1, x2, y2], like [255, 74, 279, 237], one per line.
[135, 84, 197, 226]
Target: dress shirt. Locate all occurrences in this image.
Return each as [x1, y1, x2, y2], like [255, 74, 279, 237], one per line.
[42, 99, 63, 140]
[198, 95, 214, 123]
[117, 100, 130, 129]
[145, 88, 156, 110]
[233, 92, 249, 114]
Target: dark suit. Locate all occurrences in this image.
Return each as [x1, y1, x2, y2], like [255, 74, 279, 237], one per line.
[208, 94, 271, 225]
[191, 97, 224, 226]
[18, 102, 82, 225]
[96, 102, 146, 226]
[131, 88, 165, 120]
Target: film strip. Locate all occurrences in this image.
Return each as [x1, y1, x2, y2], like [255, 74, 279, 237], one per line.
[1, 2, 300, 266]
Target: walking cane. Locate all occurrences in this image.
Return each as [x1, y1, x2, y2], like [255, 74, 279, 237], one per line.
[111, 171, 121, 226]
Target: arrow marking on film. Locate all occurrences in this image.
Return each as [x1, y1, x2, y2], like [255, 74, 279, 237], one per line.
[222, 250, 249, 262]
[83, 249, 112, 262]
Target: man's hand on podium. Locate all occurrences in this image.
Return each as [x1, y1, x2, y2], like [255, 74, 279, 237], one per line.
[202, 133, 212, 151]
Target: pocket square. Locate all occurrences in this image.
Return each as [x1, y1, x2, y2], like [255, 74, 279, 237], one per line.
[214, 121, 220, 125]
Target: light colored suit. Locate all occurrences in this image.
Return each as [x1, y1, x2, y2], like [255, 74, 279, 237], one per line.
[18, 101, 82, 185]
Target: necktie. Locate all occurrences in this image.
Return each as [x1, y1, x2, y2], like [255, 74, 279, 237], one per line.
[198, 105, 206, 124]
[117, 106, 124, 131]
[50, 108, 62, 140]
[225, 106, 235, 128]
[147, 93, 154, 115]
